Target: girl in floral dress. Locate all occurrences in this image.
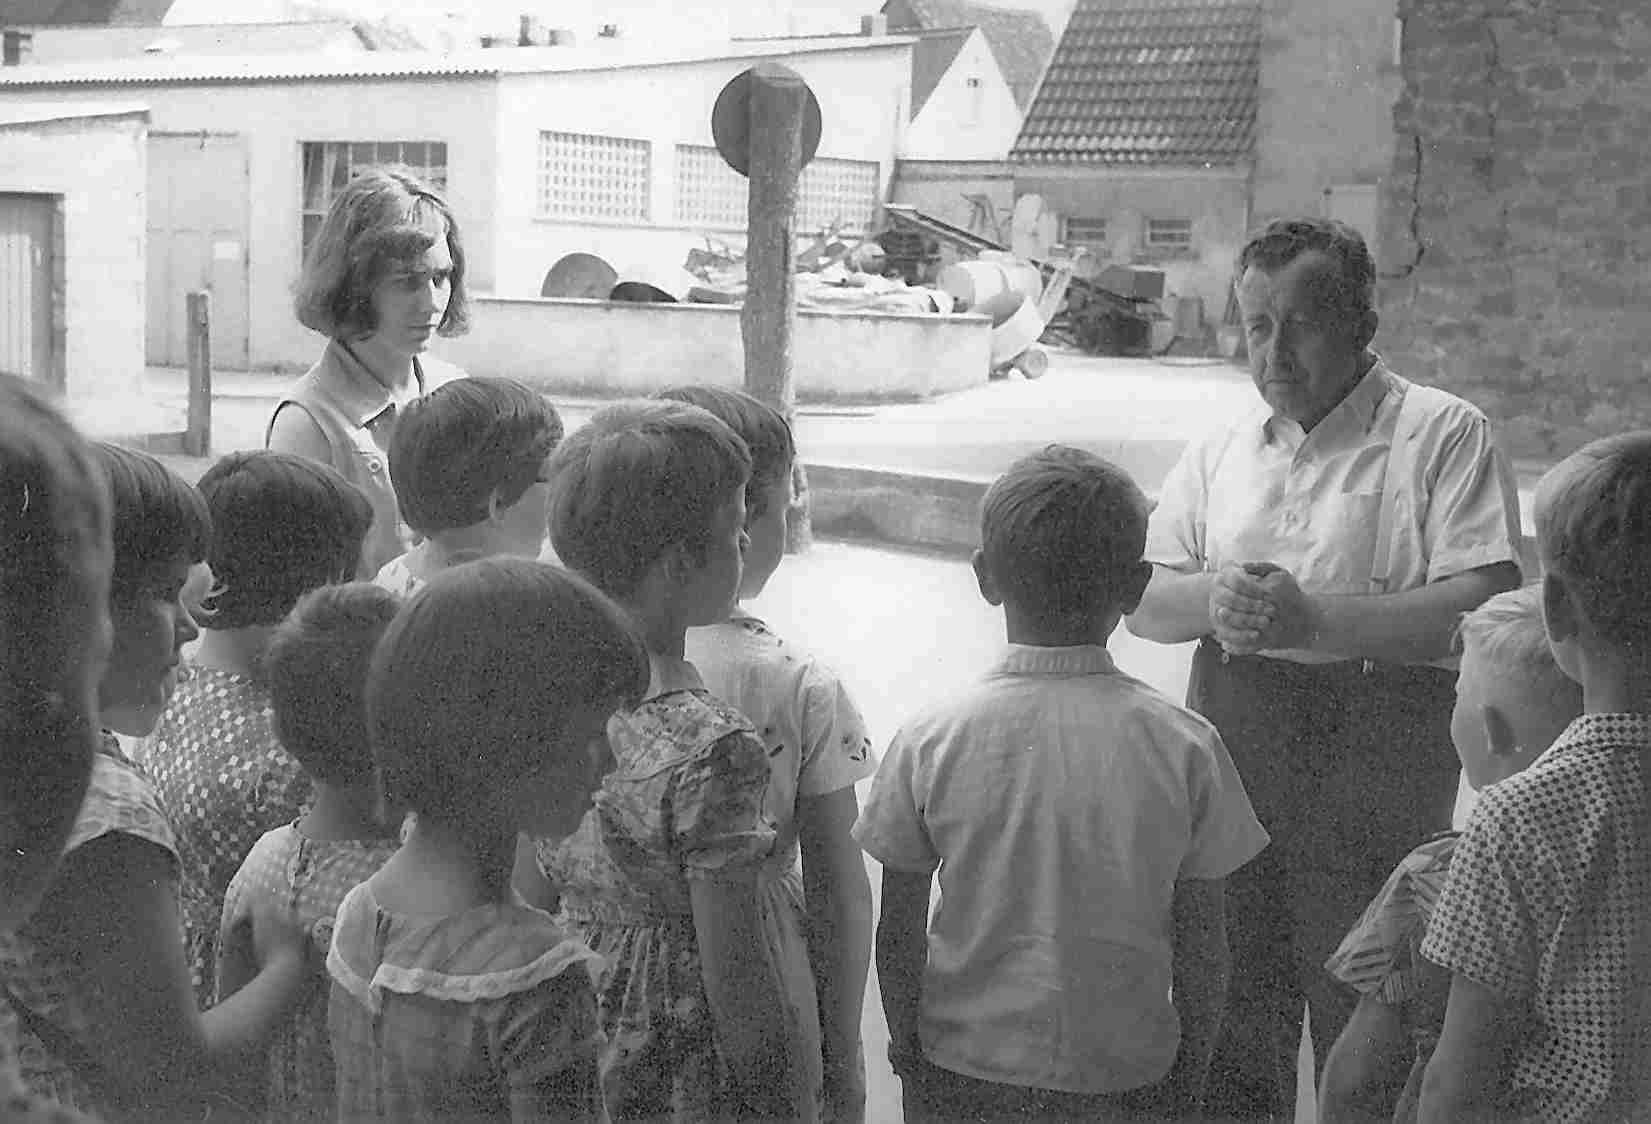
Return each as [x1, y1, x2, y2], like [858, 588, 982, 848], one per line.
[0, 444, 315, 1121]
[0, 375, 112, 1124]
[538, 400, 821, 1123]
[140, 450, 374, 1005]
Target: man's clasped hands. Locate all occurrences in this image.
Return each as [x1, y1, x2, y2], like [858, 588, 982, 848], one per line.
[1208, 561, 1324, 656]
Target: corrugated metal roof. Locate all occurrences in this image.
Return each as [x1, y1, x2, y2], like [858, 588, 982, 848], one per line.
[0, 100, 148, 126]
[0, 36, 915, 87]
[1010, 0, 1261, 167]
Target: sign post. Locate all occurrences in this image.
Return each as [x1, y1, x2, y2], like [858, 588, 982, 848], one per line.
[713, 63, 822, 553]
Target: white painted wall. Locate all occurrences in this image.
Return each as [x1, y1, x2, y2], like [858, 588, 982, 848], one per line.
[439, 296, 991, 398]
[902, 29, 1022, 161]
[0, 111, 147, 403]
[0, 78, 498, 371]
[489, 44, 912, 297]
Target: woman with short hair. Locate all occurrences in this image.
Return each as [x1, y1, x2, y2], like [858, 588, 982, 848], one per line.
[267, 167, 470, 577]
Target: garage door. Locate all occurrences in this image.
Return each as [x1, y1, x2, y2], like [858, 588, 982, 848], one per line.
[147, 132, 250, 368]
[0, 193, 55, 384]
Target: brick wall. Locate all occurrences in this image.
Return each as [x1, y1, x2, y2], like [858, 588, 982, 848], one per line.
[1253, 0, 1400, 237]
[1376, 0, 1651, 460]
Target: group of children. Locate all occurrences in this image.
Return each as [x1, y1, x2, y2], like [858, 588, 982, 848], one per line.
[2, 358, 1650, 1124]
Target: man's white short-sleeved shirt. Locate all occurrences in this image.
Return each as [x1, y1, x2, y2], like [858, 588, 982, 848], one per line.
[853, 644, 1269, 1094]
[1145, 358, 1523, 664]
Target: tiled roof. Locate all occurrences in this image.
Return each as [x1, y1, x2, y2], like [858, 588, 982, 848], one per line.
[910, 27, 971, 117]
[883, 0, 1053, 111]
[1010, 0, 1261, 167]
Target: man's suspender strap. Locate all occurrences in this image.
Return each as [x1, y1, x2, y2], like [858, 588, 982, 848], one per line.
[1371, 381, 1454, 592]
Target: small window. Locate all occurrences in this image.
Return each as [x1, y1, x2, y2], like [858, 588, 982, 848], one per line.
[538, 131, 652, 223]
[1144, 218, 1194, 254]
[1061, 216, 1109, 254]
[964, 75, 984, 126]
[300, 140, 448, 255]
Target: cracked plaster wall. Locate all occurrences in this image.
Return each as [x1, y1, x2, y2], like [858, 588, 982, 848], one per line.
[1376, 0, 1651, 459]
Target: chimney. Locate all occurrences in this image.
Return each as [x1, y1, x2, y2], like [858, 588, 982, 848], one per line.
[860, 13, 888, 36]
[518, 14, 542, 46]
[2, 29, 33, 66]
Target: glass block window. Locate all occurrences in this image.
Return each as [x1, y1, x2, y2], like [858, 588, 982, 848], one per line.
[301, 141, 448, 255]
[1145, 217, 1194, 252]
[538, 131, 651, 222]
[674, 144, 880, 234]
[1060, 216, 1109, 254]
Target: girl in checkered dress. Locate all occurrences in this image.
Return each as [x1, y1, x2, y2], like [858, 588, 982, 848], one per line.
[215, 583, 403, 1122]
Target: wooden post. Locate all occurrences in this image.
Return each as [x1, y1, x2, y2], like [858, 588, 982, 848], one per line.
[184, 291, 212, 457]
[740, 64, 812, 553]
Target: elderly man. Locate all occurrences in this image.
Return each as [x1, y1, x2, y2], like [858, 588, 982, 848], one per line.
[1128, 218, 1522, 1119]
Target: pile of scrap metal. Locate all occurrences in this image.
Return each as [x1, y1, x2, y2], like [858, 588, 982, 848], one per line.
[876, 204, 1171, 359]
[678, 225, 959, 314]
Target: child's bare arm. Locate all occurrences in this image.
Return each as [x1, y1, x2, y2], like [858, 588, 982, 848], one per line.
[689, 872, 809, 1119]
[798, 786, 874, 1122]
[1418, 973, 1517, 1123]
[513, 833, 557, 912]
[875, 868, 932, 1074]
[1157, 876, 1229, 1112]
[1320, 993, 1411, 1122]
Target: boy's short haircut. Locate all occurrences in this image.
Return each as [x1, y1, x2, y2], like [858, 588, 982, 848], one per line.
[390, 378, 565, 536]
[196, 451, 375, 629]
[546, 400, 752, 600]
[1456, 584, 1582, 721]
[1534, 431, 1651, 659]
[366, 557, 648, 821]
[655, 385, 794, 516]
[980, 445, 1150, 625]
[91, 442, 212, 596]
[266, 582, 401, 784]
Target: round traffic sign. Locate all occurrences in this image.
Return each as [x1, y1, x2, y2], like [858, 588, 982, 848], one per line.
[711, 62, 823, 177]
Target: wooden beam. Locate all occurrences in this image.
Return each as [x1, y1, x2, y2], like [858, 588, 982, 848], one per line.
[739, 63, 812, 552]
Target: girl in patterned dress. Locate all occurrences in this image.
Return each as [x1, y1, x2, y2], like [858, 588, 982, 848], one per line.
[326, 558, 648, 1123]
[538, 400, 821, 1122]
[217, 583, 404, 1122]
[0, 444, 317, 1122]
[141, 450, 375, 1006]
[0, 375, 112, 1124]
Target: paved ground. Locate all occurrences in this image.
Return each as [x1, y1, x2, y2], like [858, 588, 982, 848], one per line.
[118, 352, 1260, 498]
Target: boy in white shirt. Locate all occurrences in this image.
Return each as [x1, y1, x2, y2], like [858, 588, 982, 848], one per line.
[855, 445, 1269, 1120]
[667, 385, 878, 1124]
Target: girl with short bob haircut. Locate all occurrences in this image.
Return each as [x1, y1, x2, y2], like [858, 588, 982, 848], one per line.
[0, 443, 314, 1121]
[328, 557, 647, 1123]
[375, 376, 564, 594]
[142, 450, 374, 1006]
[269, 166, 470, 577]
[539, 400, 822, 1122]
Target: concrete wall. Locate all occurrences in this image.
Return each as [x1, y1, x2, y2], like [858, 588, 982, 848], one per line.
[0, 78, 500, 372]
[902, 29, 1022, 162]
[490, 45, 912, 298]
[1375, 0, 1651, 459]
[1253, 0, 1401, 240]
[0, 111, 146, 403]
[437, 296, 991, 399]
[1013, 167, 1250, 318]
[890, 160, 1015, 238]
